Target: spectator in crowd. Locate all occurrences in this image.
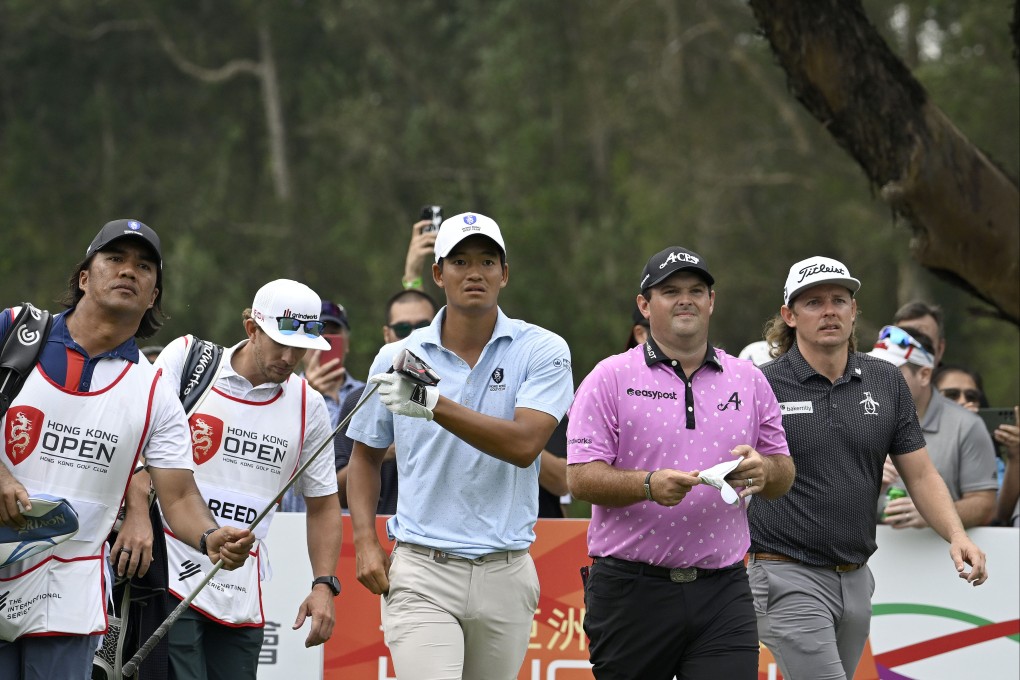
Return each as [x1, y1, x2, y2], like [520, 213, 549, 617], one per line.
[282, 298, 364, 512]
[738, 340, 774, 367]
[346, 212, 573, 680]
[869, 326, 997, 528]
[335, 289, 439, 512]
[994, 407, 1020, 527]
[749, 256, 987, 680]
[624, 301, 650, 349]
[893, 300, 946, 365]
[153, 279, 342, 679]
[401, 214, 439, 291]
[304, 300, 365, 425]
[933, 364, 988, 412]
[567, 246, 794, 679]
[0, 219, 252, 679]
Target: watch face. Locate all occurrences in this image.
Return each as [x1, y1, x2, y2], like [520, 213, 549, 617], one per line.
[315, 576, 340, 596]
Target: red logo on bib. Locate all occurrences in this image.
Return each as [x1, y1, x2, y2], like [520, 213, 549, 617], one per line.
[5, 406, 44, 465]
[189, 414, 224, 466]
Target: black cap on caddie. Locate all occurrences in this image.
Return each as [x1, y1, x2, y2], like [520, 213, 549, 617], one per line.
[639, 246, 714, 293]
[85, 219, 162, 269]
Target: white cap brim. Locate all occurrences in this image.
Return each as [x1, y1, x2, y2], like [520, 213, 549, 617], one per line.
[868, 347, 907, 367]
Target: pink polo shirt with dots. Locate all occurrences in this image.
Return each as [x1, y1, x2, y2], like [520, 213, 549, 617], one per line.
[567, 342, 789, 569]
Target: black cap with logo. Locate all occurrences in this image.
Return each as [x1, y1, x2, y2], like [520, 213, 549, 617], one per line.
[639, 246, 714, 293]
[85, 219, 162, 269]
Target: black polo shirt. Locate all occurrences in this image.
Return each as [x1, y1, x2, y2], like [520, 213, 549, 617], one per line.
[748, 343, 925, 566]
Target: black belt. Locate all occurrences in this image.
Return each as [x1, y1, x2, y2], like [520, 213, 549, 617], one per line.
[593, 556, 744, 583]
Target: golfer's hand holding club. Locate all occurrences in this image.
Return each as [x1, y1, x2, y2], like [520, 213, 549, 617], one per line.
[369, 349, 442, 421]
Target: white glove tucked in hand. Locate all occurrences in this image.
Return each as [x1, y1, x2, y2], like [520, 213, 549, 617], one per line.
[698, 458, 742, 505]
[369, 372, 439, 421]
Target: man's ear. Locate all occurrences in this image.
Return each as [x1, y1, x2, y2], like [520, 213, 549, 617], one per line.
[780, 304, 796, 328]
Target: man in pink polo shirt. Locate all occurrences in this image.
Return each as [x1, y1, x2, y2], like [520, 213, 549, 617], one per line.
[567, 246, 795, 680]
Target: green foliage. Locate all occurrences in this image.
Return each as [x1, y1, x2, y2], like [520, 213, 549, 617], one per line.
[0, 0, 1016, 405]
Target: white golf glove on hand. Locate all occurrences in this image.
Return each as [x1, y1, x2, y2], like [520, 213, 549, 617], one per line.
[369, 372, 439, 421]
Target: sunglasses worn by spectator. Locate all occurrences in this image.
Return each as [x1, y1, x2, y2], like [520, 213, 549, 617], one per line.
[388, 320, 431, 339]
[276, 316, 326, 337]
[940, 388, 982, 404]
[878, 325, 934, 365]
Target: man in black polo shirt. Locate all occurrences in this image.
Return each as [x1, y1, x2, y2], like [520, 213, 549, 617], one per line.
[747, 256, 988, 680]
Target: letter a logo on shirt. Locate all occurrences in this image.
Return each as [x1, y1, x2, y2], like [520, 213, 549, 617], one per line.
[717, 392, 742, 412]
[5, 406, 44, 465]
[189, 414, 224, 465]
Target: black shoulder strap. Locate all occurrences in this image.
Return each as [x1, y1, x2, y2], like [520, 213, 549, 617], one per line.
[0, 303, 53, 418]
[178, 335, 224, 416]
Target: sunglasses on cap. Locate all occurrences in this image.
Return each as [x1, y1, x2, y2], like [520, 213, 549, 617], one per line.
[939, 387, 982, 404]
[276, 317, 326, 337]
[387, 320, 431, 339]
[877, 326, 934, 365]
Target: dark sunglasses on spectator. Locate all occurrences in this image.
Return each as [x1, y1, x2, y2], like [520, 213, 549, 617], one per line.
[388, 320, 431, 339]
[940, 388, 982, 403]
[276, 317, 326, 337]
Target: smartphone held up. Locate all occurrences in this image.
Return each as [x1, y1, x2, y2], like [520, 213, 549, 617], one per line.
[317, 334, 347, 368]
[420, 205, 442, 233]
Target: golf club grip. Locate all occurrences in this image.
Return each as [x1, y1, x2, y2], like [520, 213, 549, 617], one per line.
[121, 381, 381, 675]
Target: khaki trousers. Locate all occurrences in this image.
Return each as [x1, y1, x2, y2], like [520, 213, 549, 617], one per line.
[382, 543, 540, 680]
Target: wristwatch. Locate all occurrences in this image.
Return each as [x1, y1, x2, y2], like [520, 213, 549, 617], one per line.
[198, 527, 217, 555]
[312, 575, 341, 597]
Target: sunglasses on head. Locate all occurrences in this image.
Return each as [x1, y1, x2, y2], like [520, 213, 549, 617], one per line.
[276, 316, 326, 337]
[940, 387, 982, 403]
[878, 326, 934, 363]
[388, 320, 431, 339]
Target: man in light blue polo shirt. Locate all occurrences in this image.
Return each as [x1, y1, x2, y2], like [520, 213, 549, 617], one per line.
[346, 212, 573, 680]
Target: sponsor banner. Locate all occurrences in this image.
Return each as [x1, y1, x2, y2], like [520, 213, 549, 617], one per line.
[259, 518, 1018, 680]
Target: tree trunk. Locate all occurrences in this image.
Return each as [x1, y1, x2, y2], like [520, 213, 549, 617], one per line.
[749, 0, 1019, 325]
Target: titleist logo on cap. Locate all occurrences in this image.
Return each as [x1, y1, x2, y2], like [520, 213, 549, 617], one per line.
[796, 262, 846, 283]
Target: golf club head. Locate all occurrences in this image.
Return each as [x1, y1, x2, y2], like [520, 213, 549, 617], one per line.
[390, 348, 441, 386]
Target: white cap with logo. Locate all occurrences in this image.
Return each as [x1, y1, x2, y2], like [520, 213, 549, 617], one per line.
[434, 212, 506, 263]
[783, 256, 861, 306]
[251, 279, 331, 350]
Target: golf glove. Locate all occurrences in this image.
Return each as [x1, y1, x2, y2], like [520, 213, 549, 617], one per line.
[369, 372, 439, 421]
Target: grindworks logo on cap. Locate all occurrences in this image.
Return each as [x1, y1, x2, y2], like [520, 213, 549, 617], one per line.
[465, 215, 477, 226]
[128, 220, 142, 231]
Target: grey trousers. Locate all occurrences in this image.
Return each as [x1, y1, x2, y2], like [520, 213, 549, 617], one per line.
[748, 557, 875, 680]
[382, 543, 540, 680]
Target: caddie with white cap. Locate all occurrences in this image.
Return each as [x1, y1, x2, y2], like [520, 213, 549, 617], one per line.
[747, 256, 988, 680]
[146, 277, 343, 679]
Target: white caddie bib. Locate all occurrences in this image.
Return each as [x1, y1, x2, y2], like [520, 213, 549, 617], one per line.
[0, 362, 157, 639]
[163, 379, 306, 625]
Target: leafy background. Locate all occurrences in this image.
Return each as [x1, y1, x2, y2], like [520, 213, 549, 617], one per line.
[1, 0, 1016, 405]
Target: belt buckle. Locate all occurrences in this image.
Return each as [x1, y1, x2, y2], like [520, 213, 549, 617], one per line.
[433, 551, 450, 564]
[835, 564, 856, 573]
[669, 567, 697, 583]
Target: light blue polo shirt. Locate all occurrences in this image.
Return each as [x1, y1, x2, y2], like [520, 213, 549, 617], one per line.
[347, 306, 574, 558]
